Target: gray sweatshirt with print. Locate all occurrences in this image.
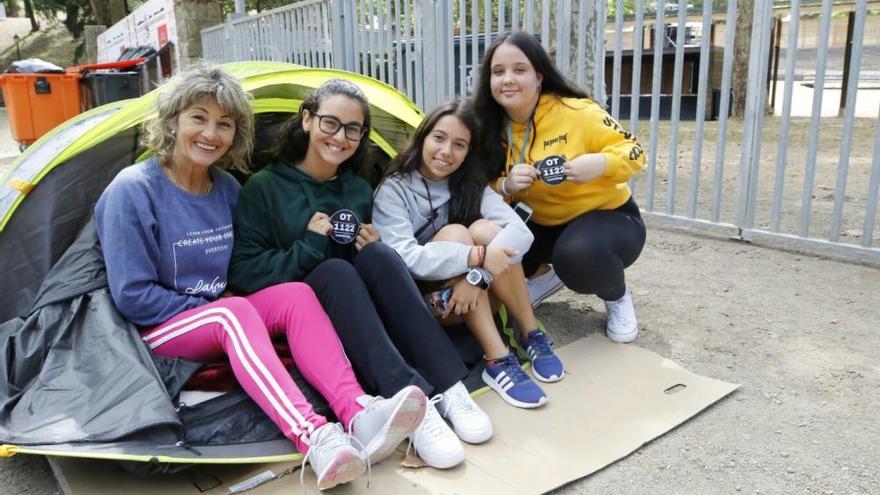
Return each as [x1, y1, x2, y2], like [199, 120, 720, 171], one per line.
[372, 171, 534, 281]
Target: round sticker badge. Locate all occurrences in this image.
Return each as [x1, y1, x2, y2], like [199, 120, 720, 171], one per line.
[536, 155, 567, 186]
[329, 209, 359, 244]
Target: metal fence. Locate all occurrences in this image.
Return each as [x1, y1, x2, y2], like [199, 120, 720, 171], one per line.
[202, 0, 880, 266]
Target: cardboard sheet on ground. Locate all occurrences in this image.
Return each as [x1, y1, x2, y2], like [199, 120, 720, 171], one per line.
[49, 336, 739, 494]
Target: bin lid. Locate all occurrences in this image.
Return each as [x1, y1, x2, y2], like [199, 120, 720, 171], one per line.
[5, 58, 64, 74]
[65, 58, 147, 74]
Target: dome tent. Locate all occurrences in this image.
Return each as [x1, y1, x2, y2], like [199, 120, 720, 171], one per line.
[0, 61, 423, 323]
[0, 61, 428, 469]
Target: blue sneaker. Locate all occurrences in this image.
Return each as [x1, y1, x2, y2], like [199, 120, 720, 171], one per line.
[522, 330, 564, 383]
[481, 353, 547, 409]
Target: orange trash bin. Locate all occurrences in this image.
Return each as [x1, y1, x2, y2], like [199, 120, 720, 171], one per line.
[0, 72, 83, 147]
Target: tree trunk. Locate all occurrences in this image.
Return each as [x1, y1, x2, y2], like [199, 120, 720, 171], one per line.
[89, 0, 127, 27]
[6, 0, 20, 18]
[562, 0, 600, 102]
[731, 0, 754, 117]
[23, 0, 38, 32]
[174, 0, 224, 64]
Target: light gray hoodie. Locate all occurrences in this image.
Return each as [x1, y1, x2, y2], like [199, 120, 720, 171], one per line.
[373, 170, 534, 281]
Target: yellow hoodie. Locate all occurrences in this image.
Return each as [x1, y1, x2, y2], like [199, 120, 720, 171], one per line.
[500, 94, 645, 226]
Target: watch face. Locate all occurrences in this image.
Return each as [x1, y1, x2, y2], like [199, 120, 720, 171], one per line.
[466, 268, 482, 285]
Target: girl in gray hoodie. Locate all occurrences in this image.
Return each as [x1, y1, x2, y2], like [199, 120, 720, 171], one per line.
[373, 102, 566, 410]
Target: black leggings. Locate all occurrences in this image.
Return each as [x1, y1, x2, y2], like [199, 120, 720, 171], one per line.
[304, 242, 468, 397]
[523, 197, 646, 301]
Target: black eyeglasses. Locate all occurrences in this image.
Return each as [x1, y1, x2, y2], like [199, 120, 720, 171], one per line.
[312, 113, 367, 141]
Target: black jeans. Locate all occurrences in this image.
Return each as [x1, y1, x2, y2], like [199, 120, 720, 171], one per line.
[304, 242, 467, 397]
[523, 196, 646, 301]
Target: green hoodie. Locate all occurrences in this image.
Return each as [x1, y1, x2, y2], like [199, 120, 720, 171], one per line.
[229, 160, 373, 294]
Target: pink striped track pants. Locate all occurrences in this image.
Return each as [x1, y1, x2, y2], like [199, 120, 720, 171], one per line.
[141, 282, 365, 453]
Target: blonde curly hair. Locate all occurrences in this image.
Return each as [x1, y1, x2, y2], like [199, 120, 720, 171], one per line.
[142, 63, 254, 174]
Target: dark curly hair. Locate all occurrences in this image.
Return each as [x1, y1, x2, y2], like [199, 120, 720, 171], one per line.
[271, 78, 372, 175]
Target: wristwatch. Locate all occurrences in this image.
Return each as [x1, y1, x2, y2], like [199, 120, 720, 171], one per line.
[466, 267, 493, 289]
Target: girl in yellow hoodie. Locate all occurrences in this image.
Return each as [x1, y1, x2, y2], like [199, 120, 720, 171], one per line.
[472, 31, 647, 343]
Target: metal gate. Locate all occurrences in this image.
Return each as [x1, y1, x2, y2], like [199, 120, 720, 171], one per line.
[201, 0, 880, 266]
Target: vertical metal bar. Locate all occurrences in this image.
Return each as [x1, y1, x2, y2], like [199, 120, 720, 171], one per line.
[415, 0, 425, 108]
[770, 0, 801, 232]
[369, 0, 378, 78]
[311, 6, 320, 66]
[711, 0, 738, 223]
[799, 0, 834, 237]
[484, 0, 492, 63]
[862, 106, 880, 248]
[459, 0, 466, 97]
[611, 0, 623, 119]
[471, 0, 478, 84]
[513, 0, 520, 31]
[593, 0, 606, 104]
[629, 0, 645, 135]
[736, 0, 773, 229]
[627, 0, 645, 196]
[687, 0, 713, 218]
[525, 0, 534, 33]
[395, 0, 404, 87]
[645, 0, 665, 211]
[499, 0, 505, 34]
[405, 0, 414, 101]
[296, 8, 304, 65]
[666, 1, 687, 215]
[446, 0, 455, 100]
[541, 0, 550, 50]
[554, 0, 564, 69]
[830, 0, 868, 242]
[555, 0, 568, 73]
[288, 9, 296, 65]
[575, 0, 588, 88]
[377, 0, 387, 81]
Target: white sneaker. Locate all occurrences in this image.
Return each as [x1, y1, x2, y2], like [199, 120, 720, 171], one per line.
[436, 381, 493, 444]
[528, 266, 565, 308]
[604, 286, 638, 343]
[410, 397, 465, 469]
[349, 385, 427, 464]
[305, 423, 366, 491]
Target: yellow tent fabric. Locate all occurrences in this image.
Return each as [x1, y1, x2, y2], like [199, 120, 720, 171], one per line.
[0, 61, 422, 232]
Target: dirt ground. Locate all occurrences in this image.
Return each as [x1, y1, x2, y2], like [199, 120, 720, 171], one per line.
[1, 217, 877, 495]
[1, 111, 879, 494]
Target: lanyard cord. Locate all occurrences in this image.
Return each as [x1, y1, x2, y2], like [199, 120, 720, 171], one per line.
[505, 117, 532, 173]
[414, 177, 439, 239]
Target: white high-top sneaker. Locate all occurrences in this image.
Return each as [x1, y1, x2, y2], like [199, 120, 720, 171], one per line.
[410, 397, 465, 469]
[349, 385, 426, 464]
[305, 422, 366, 491]
[527, 266, 565, 308]
[436, 381, 493, 444]
[604, 286, 638, 343]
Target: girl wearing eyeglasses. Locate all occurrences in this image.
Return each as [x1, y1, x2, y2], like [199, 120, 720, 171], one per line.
[228, 79, 492, 470]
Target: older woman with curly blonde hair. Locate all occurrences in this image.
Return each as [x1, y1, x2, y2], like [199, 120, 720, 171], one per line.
[93, 64, 426, 491]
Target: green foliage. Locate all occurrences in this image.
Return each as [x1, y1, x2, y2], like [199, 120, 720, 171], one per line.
[219, 0, 293, 16]
[33, 0, 94, 38]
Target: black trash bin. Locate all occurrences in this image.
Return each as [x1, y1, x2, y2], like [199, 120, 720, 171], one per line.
[81, 71, 142, 108]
